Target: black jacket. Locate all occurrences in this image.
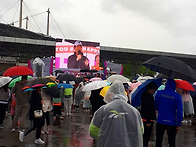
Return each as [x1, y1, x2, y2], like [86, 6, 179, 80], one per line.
[89, 88, 106, 114]
[28, 90, 43, 120]
[140, 91, 156, 122]
[67, 52, 89, 69]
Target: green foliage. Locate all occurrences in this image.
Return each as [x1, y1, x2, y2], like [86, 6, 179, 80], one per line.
[122, 64, 132, 78]
[141, 65, 156, 76]
[122, 64, 155, 79]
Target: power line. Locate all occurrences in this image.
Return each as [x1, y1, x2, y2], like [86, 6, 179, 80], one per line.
[50, 19, 59, 37]
[11, 11, 47, 24]
[0, 1, 18, 9]
[0, 1, 19, 21]
[11, 3, 20, 23]
[50, 13, 66, 38]
[22, 1, 43, 33]
[1, 0, 66, 38]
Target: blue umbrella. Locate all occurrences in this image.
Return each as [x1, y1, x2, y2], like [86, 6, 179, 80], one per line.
[131, 78, 162, 107]
[58, 83, 73, 89]
[23, 88, 34, 92]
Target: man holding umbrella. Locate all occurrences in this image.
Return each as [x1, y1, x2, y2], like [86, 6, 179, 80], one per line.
[155, 79, 183, 147]
[12, 75, 30, 132]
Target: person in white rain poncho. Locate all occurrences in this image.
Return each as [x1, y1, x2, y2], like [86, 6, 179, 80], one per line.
[89, 80, 144, 147]
[74, 82, 84, 112]
[176, 88, 194, 123]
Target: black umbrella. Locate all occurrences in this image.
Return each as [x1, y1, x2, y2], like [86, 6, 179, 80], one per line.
[23, 77, 55, 89]
[43, 85, 60, 98]
[80, 69, 90, 72]
[89, 69, 98, 73]
[143, 56, 196, 82]
[76, 77, 85, 83]
[56, 73, 76, 83]
[54, 69, 64, 74]
[54, 70, 64, 76]
[84, 74, 95, 79]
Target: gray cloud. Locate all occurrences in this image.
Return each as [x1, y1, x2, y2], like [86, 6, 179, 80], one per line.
[1, 0, 196, 54]
[101, 0, 196, 37]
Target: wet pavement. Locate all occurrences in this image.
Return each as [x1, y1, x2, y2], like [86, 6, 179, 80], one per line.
[1, 109, 196, 147]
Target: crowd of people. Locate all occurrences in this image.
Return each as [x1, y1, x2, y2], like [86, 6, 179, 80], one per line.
[0, 71, 195, 147]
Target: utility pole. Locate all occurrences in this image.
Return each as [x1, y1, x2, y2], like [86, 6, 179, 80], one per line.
[47, 8, 50, 36]
[19, 0, 23, 28]
[25, 16, 28, 29]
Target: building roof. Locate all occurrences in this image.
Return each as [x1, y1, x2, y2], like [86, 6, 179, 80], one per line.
[0, 23, 55, 41]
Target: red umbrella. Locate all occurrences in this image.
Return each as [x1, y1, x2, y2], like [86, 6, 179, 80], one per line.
[175, 79, 195, 91]
[3, 66, 33, 76]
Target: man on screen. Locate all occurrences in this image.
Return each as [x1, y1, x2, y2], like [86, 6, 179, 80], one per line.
[67, 41, 89, 69]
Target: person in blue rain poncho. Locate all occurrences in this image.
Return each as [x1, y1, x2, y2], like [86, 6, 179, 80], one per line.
[155, 79, 183, 147]
[89, 80, 144, 147]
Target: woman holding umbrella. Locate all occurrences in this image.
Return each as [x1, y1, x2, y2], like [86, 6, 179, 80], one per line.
[19, 86, 45, 144]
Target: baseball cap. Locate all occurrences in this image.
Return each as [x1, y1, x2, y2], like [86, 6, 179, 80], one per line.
[74, 41, 82, 47]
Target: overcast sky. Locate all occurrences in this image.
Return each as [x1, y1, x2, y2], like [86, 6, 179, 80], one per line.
[1, 0, 196, 55]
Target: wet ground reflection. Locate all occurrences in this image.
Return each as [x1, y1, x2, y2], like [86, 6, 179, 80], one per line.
[1, 110, 196, 146]
[46, 111, 95, 147]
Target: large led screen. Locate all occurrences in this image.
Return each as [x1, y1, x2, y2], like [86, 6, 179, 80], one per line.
[55, 39, 100, 70]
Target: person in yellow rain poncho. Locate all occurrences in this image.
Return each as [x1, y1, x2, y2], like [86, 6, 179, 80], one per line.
[89, 80, 144, 147]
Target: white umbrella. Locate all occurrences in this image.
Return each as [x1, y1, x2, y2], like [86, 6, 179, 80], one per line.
[107, 74, 130, 83]
[0, 77, 12, 88]
[137, 76, 153, 83]
[89, 77, 102, 82]
[127, 82, 132, 87]
[82, 81, 110, 92]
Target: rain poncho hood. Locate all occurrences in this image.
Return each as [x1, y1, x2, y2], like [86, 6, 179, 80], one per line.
[155, 79, 183, 127]
[74, 82, 84, 106]
[89, 80, 143, 147]
[104, 80, 127, 103]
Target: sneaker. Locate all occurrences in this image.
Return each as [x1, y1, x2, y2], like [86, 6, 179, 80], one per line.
[45, 130, 50, 134]
[188, 120, 192, 123]
[182, 120, 188, 123]
[35, 138, 45, 144]
[0, 125, 5, 129]
[41, 130, 45, 134]
[19, 131, 24, 142]
[11, 128, 16, 132]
